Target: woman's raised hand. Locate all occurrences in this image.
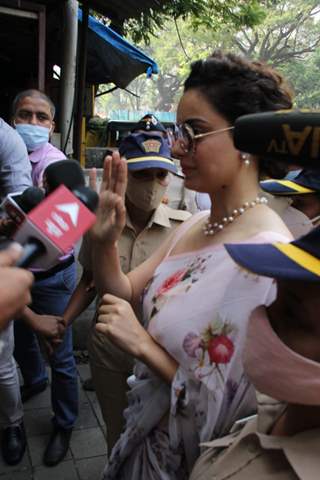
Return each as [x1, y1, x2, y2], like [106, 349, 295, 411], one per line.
[90, 151, 127, 246]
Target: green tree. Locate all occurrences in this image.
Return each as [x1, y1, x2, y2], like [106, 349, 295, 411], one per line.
[123, 0, 267, 44]
[228, 0, 320, 65]
[281, 50, 320, 108]
[96, 0, 320, 115]
[223, 0, 320, 108]
[96, 18, 220, 114]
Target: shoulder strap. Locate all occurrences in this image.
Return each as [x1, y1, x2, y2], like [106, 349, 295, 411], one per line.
[165, 205, 192, 222]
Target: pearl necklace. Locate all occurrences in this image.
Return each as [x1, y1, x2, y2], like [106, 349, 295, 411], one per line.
[203, 196, 268, 236]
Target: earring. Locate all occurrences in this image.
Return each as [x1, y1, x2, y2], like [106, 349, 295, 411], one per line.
[180, 142, 188, 153]
[241, 153, 250, 166]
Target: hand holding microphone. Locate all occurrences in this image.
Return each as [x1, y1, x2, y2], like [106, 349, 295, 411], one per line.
[0, 186, 45, 236]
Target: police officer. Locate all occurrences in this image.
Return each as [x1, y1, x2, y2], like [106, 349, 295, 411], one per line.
[261, 168, 320, 238]
[135, 114, 199, 213]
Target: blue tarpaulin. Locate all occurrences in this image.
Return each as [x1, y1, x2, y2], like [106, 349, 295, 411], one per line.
[79, 10, 158, 88]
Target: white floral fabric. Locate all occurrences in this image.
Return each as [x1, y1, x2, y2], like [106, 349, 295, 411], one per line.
[102, 215, 290, 480]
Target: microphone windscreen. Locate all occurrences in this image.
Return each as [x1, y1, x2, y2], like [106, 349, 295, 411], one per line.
[17, 187, 44, 213]
[15, 187, 45, 213]
[72, 186, 99, 213]
[44, 159, 85, 193]
[234, 110, 320, 167]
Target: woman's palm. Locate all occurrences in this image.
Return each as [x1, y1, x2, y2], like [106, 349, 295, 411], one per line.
[91, 152, 127, 245]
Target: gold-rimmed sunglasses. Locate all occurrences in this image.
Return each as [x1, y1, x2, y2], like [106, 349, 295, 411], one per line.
[175, 123, 234, 153]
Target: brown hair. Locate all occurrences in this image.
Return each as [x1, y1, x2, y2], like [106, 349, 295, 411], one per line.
[184, 51, 294, 178]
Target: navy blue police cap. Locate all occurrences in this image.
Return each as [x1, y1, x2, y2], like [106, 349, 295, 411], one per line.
[260, 169, 320, 196]
[119, 132, 178, 175]
[225, 227, 320, 282]
[132, 114, 167, 134]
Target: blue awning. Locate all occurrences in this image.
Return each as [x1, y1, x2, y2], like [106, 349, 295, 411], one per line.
[79, 10, 158, 88]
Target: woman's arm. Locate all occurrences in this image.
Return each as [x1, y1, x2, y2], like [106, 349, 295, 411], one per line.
[91, 152, 176, 306]
[97, 294, 178, 384]
[91, 153, 131, 299]
[139, 336, 179, 384]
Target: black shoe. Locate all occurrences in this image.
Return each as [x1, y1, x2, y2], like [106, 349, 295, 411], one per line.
[2, 423, 26, 465]
[43, 427, 72, 466]
[20, 379, 48, 403]
[82, 377, 95, 391]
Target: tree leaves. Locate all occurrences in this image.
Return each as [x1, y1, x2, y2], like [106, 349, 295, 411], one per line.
[122, 0, 267, 44]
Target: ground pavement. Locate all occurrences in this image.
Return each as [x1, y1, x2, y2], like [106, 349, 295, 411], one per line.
[0, 364, 108, 480]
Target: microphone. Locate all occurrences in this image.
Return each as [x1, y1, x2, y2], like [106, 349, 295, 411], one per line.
[72, 185, 99, 212]
[43, 159, 85, 193]
[234, 110, 320, 167]
[15, 187, 45, 212]
[1, 159, 85, 227]
[1, 187, 45, 227]
[14, 184, 98, 269]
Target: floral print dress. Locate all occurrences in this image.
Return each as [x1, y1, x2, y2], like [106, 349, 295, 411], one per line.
[102, 213, 290, 480]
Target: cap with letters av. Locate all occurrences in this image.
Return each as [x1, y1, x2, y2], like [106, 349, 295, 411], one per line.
[119, 132, 178, 174]
[260, 168, 320, 196]
[225, 227, 320, 282]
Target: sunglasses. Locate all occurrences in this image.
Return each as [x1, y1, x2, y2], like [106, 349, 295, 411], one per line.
[176, 123, 234, 153]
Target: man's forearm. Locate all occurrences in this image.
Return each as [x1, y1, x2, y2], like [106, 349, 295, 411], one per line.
[20, 305, 37, 327]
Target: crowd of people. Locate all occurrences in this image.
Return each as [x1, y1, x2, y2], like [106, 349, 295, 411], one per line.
[0, 50, 319, 480]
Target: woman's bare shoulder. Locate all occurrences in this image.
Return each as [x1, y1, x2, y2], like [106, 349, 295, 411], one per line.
[245, 205, 293, 239]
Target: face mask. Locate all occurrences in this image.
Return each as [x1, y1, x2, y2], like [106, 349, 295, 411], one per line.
[15, 123, 50, 152]
[281, 205, 316, 238]
[126, 176, 167, 212]
[244, 307, 320, 405]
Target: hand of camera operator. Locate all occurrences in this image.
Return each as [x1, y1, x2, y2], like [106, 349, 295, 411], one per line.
[0, 243, 34, 331]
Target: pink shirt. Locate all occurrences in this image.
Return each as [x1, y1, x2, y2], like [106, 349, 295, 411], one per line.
[29, 142, 66, 188]
[28, 142, 71, 270]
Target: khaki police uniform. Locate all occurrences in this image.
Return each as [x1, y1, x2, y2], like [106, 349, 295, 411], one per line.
[190, 394, 320, 480]
[78, 202, 190, 452]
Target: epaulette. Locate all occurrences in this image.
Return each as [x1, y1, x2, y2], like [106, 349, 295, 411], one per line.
[164, 205, 192, 222]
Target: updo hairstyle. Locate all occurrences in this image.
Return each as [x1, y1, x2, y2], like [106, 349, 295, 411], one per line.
[184, 51, 294, 178]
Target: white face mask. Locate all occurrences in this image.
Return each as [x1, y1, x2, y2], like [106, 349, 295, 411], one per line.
[15, 123, 50, 152]
[126, 176, 168, 212]
[281, 205, 319, 238]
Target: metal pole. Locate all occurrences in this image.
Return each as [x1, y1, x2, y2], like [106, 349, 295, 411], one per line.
[37, 7, 46, 91]
[74, 1, 88, 162]
[60, 0, 78, 154]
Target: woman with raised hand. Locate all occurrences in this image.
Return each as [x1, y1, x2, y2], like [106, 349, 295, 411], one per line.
[91, 51, 293, 479]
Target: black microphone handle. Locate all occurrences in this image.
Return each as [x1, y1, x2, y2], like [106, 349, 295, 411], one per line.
[15, 238, 46, 269]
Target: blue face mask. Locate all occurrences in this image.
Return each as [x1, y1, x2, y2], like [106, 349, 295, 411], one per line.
[15, 123, 50, 152]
